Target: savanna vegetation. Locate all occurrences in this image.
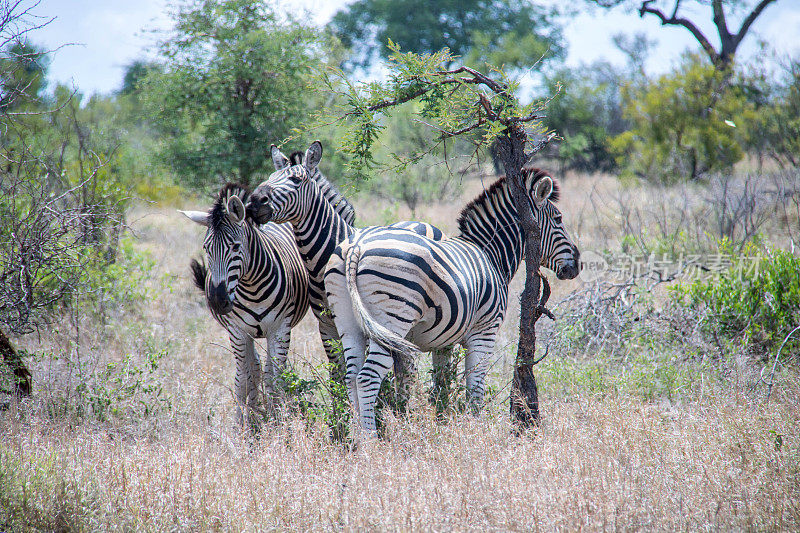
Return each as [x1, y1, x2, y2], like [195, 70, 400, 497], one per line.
[1, 0, 799, 530]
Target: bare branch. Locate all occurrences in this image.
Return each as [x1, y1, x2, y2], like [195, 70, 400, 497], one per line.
[733, 0, 777, 48]
[638, 0, 720, 64]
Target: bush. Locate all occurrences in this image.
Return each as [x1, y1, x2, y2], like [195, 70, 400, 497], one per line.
[542, 61, 627, 173]
[611, 54, 753, 182]
[673, 246, 800, 358]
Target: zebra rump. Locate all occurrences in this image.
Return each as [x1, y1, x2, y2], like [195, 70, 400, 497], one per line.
[344, 243, 418, 357]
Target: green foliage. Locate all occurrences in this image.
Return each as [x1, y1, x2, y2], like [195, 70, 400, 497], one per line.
[543, 61, 628, 172]
[321, 42, 549, 182]
[745, 57, 800, 169]
[0, 42, 48, 112]
[80, 237, 156, 322]
[329, 0, 563, 72]
[142, 0, 324, 189]
[77, 349, 171, 422]
[367, 103, 464, 215]
[610, 55, 752, 182]
[280, 362, 351, 442]
[673, 246, 800, 357]
[34, 343, 172, 422]
[540, 349, 702, 403]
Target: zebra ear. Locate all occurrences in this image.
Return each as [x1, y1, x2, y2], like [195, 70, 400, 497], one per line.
[533, 176, 553, 208]
[303, 140, 323, 172]
[271, 145, 291, 170]
[179, 209, 210, 227]
[227, 195, 246, 224]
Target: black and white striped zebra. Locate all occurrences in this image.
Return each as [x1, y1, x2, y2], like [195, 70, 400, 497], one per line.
[323, 169, 580, 435]
[246, 141, 444, 380]
[181, 183, 310, 427]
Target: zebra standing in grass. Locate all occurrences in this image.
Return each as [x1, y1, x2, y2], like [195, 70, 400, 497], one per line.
[246, 141, 445, 381]
[182, 183, 310, 427]
[183, 165, 358, 426]
[324, 169, 580, 435]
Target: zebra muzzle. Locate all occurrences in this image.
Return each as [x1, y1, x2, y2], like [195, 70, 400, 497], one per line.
[208, 281, 234, 315]
[245, 193, 273, 224]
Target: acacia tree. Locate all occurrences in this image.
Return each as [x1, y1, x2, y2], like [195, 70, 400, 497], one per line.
[589, 0, 779, 69]
[322, 45, 557, 426]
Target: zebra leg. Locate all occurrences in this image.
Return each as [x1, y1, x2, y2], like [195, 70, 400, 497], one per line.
[357, 340, 397, 437]
[318, 316, 345, 384]
[231, 331, 262, 430]
[463, 335, 496, 414]
[430, 346, 453, 415]
[340, 330, 367, 435]
[268, 319, 292, 411]
[391, 349, 416, 415]
[269, 321, 292, 404]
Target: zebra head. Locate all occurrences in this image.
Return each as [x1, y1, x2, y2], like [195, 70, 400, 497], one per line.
[180, 184, 252, 315]
[525, 169, 580, 280]
[247, 141, 323, 225]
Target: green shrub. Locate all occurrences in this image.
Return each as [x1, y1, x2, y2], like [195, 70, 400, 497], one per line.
[77, 348, 171, 422]
[673, 247, 800, 358]
[80, 236, 155, 321]
[280, 361, 351, 442]
[611, 54, 753, 182]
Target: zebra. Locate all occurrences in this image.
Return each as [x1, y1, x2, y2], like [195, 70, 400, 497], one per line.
[181, 183, 310, 428]
[323, 168, 580, 435]
[246, 141, 445, 384]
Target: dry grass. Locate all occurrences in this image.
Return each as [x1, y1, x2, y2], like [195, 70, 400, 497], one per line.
[2, 171, 799, 531]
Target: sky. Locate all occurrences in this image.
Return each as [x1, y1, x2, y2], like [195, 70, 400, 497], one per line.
[28, 0, 800, 96]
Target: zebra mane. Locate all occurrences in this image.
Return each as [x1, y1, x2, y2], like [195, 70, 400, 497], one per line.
[283, 150, 356, 225]
[209, 183, 251, 231]
[457, 168, 559, 236]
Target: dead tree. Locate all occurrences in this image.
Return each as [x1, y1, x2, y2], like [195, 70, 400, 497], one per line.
[589, 0, 779, 69]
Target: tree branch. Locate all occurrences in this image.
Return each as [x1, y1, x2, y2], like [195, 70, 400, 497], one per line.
[734, 0, 777, 48]
[638, 0, 720, 64]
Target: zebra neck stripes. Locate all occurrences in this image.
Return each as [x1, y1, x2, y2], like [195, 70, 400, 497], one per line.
[455, 178, 524, 283]
[456, 170, 576, 282]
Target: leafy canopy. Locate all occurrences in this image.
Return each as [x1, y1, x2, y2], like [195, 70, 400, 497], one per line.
[318, 42, 549, 182]
[141, 0, 322, 189]
[329, 0, 564, 72]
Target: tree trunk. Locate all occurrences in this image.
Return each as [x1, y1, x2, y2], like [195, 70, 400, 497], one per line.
[0, 329, 32, 397]
[494, 125, 546, 429]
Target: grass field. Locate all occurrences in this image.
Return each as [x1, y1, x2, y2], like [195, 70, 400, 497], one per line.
[2, 170, 799, 531]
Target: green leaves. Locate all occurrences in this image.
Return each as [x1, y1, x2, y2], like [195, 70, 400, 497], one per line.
[673, 246, 800, 358]
[611, 54, 752, 181]
[318, 41, 552, 184]
[141, 0, 323, 189]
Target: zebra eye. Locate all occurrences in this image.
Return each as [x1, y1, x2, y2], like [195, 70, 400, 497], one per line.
[554, 214, 563, 224]
[231, 242, 241, 252]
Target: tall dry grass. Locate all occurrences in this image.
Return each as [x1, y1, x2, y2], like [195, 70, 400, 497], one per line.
[2, 171, 799, 531]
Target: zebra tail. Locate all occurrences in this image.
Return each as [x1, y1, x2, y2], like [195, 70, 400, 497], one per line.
[344, 243, 418, 358]
[189, 258, 207, 293]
